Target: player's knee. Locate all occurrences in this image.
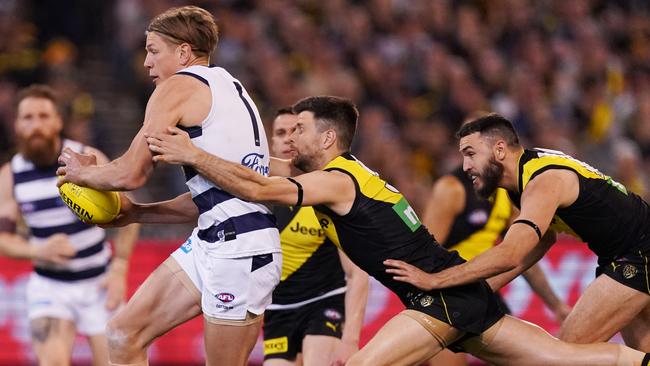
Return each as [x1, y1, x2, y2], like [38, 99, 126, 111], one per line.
[106, 315, 139, 352]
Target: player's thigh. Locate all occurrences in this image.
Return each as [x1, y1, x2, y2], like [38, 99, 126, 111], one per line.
[559, 273, 650, 343]
[302, 335, 340, 366]
[108, 257, 202, 346]
[472, 315, 632, 366]
[30, 317, 77, 365]
[621, 301, 650, 351]
[347, 310, 464, 366]
[424, 348, 467, 366]
[203, 315, 263, 366]
[87, 334, 108, 366]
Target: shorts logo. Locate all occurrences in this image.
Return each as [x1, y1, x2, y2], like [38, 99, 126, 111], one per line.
[420, 295, 434, 307]
[325, 321, 339, 332]
[263, 336, 288, 355]
[180, 239, 192, 253]
[324, 308, 342, 320]
[623, 264, 638, 279]
[216, 292, 235, 302]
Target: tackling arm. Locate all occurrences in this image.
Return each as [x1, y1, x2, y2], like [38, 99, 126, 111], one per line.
[146, 127, 355, 213]
[385, 170, 572, 291]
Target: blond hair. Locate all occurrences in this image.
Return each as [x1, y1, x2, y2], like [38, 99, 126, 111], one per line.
[147, 6, 219, 58]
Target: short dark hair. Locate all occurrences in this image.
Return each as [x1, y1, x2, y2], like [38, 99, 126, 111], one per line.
[456, 113, 520, 147]
[16, 84, 62, 115]
[275, 107, 294, 118]
[292, 96, 359, 150]
[147, 6, 219, 58]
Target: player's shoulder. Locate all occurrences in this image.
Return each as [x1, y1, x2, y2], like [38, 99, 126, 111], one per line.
[435, 174, 464, 191]
[522, 168, 577, 199]
[152, 73, 210, 105]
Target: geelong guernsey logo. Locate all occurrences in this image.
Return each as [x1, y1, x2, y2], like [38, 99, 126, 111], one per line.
[241, 153, 270, 175]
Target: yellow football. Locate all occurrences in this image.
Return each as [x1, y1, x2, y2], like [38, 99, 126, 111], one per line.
[59, 182, 121, 224]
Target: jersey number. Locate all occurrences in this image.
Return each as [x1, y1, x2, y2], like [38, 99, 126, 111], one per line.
[233, 81, 261, 146]
[392, 198, 422, 232]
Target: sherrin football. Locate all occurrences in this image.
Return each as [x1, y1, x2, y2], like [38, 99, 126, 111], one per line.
[59, 182, 121, 224]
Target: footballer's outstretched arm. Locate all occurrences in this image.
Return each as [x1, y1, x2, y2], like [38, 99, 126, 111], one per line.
[146, 126, 355, 214]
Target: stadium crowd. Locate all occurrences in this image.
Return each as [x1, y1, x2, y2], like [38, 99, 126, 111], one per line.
[1, 0, 649, 222]
[1, 1, 650, 365]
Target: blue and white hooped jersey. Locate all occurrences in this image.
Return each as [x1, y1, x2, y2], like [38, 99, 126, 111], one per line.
[176, 65, 280, 258]
[11, 139, 111, 281]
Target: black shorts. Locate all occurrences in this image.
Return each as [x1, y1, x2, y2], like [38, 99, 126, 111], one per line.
[262, 294, 345, 361]
[495, 292, 511, 314]
[597, 248, 650, 295]
[402, 279, 505, 351]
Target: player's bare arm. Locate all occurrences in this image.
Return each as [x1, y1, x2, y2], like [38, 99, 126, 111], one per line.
[520, 260, 572, 322]
[484, 230, 556, 291]
[57, 75, 209, 191]
[108, 192, 198, 227]
[147, 126, 356, 214]
[422, 175, 465, 243]
[385, 169, 577, 291]
[333, 250, 369, 365]
[102, 221, 139, 310]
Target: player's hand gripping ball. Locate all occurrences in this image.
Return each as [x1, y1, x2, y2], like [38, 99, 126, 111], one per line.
[59, 182, 121, 224]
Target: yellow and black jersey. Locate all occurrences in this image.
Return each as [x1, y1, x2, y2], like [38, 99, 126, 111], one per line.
[508, 148, 650, 259]
[445, 167, 511, 260]
[314, 153, 465, 299]
[270, 205, 345, 306]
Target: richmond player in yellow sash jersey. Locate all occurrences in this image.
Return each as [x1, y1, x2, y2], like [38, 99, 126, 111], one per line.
[145, 98, 650, 366]
[263, 109, 367, 366]
[423, 166, 570, 366]
[388, 113, 650, 354]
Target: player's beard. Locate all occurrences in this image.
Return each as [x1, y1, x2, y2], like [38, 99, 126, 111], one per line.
[292, 147, 321, 173]
[18, 133, 60, 168]
[475, 157, 504, 199]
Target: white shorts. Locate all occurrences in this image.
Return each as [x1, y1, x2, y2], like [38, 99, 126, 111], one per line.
[171, 236, 282, 321]
[26, 272, 114, 336]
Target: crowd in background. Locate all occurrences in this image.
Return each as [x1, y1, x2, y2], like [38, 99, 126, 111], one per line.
[1, 0, 650, 228]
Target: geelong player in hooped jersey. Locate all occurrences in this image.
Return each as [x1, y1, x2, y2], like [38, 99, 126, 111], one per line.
[145, 96, 650, 366]
[57, 6, 281, 366]
[0, 84, 139, 366]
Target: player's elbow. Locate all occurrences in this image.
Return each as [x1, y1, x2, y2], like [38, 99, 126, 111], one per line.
[247, 182, 285, 204]
[501, 248, 526, 272]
